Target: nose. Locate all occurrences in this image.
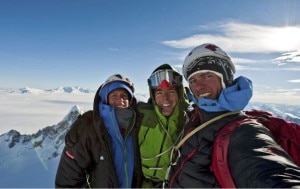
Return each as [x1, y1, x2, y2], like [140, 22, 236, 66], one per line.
[191, 80, 207, 97]
[161, 92, 169, 100]
[192, 79, 206, 90]
[194, 83, 206, 91]
[117, 95, 126, 101]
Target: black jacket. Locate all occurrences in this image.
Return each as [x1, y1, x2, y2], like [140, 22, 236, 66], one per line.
[169, 106, 300, 188]
[55, 86, 143, 188]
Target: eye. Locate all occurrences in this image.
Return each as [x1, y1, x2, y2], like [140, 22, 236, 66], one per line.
[168, 90, 177, 96]
[188, 78, 195, 85]
[120, 93, 129, 99]
[110, 94, 117, 99]
[155, 91, 163, 97]
[205, 73, 216, 79]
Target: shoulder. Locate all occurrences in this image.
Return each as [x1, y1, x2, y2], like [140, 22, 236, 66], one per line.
[136, 101, 156, 118]
[233, 119, 270, 136]
[79, 110, 93, 121]
[228, 119, 275, 153]
[136, 101, 158, 128]
[71, 110, 94, 134]
[65, 110, 95, 147]
[136, 101, 153, 111]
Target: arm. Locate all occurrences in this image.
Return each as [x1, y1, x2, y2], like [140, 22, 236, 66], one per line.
[229, 122, 300, 188]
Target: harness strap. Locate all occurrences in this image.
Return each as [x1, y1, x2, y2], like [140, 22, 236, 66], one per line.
[175, 111, 241, 151]
[85, 170, 92, 188]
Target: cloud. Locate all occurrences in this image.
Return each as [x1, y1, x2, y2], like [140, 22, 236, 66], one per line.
[272, 50, 300, 65]
[162, 21, 300, 53]
[108, 47, 120, 52]
[162, 21, 300, 70]
[288, 79, 300, 83]
[0, 92, 94, 135]
[273, 88, 300, 93]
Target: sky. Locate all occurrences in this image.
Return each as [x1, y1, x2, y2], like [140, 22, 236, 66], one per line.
[1, 0, 300, 105]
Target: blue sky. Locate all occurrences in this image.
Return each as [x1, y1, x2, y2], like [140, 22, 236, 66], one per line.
[1, 0, 300, 104]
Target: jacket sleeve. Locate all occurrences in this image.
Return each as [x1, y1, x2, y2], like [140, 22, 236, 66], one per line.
[229, 122, 300, 188]
[55, 111, 96, 188]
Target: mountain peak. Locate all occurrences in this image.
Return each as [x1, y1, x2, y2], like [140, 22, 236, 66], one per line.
[70, 105, 85, 114]
[3, 86, 95, 95]
[19, 87, 44, 94]
[46, 86, 94, 94]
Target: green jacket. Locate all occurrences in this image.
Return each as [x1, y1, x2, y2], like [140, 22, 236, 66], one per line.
[137, 64, 189, 184]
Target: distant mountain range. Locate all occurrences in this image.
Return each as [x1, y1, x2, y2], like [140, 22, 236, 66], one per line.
[0, 86, 150, 101]
[0, 87, 299, 187]
[248, 102, 300, 124]
[1, 86, 95, 94]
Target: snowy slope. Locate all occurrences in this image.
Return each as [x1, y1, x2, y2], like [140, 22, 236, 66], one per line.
[0, 105, 82, 188]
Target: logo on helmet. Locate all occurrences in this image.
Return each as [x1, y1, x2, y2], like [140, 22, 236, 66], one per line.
[205, 44, 218, 51]
[113, 74, 131, 83]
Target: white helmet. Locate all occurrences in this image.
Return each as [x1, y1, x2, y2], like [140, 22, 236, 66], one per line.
[182, 43, 236, 88]
[103, 74, 134, 93]
[99, 74, 135, 105]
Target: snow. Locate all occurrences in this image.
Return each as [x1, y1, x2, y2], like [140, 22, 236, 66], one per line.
[0, 130, 60, 187]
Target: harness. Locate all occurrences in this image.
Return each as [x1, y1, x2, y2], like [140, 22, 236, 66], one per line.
[164, 111, 241, 188]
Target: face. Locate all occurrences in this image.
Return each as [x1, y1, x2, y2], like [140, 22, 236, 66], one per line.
[154, 88, 179, 117]
[188, 72, 223, 101]
[108, 88, 130, 108]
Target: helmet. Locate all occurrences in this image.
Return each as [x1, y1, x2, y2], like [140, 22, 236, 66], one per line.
[103, 74, 134, 93]
[182, 43, 235, 80]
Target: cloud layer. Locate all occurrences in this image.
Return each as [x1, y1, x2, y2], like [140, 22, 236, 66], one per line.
[163, 22, 300, 52]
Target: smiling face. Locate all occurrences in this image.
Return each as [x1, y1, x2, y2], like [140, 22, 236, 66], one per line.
[108, 88, 130, 108]
[188, 72, 223, 101]
[154, 88, 179, 117]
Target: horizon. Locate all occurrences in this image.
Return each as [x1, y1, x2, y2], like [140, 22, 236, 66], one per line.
[0, 86, 300, 135]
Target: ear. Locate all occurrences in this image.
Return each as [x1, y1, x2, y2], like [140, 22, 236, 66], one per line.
[185, 87, 193, 102]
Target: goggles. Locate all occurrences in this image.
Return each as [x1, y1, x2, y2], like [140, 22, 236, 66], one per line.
[148, 69, 182, 89]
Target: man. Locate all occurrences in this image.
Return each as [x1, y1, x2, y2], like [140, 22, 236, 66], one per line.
[168, 43, 300, 188]
[137, 64, 189, 188]
[55, 74, 143, 188]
